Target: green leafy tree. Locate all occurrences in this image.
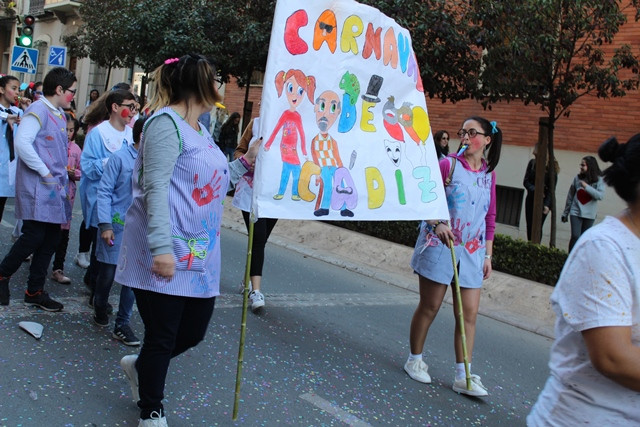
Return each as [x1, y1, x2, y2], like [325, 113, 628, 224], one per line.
[205, 0, 276, 129]
[62, 0, 134, 91]
[208, 0, 481, 128]
[469, 0, 640, 246]
[361, 0, 481, 102]
[131, 0, 217, 73]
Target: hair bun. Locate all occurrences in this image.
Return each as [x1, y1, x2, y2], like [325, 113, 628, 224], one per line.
[598, 136, 620, 163]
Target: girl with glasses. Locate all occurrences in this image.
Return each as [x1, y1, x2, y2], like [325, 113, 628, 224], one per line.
[79, 89, 136, 315]
[405, 116, 502, 397]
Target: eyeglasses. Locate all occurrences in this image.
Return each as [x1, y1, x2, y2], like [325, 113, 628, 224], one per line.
[34, 90, 43, 96]
[118, 103, 138, 113]
[65, 88, 77, 95]
[457, 128, 486, 138]
[319, 22, 334, 33]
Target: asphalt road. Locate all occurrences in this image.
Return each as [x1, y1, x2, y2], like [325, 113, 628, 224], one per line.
[0, 201, 552, 426]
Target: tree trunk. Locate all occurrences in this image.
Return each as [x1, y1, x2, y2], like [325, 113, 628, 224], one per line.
[531, 117, 549, 244]
[140, 73, 149, 111]
[103, 66, 112, 92]
[241, 67, 254, 134]
[547, 109, 557, 248]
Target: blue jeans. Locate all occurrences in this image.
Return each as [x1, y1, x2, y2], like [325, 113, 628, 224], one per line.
[95, 261, 136, 327]
[569, 215, 595, 252]
[115, 284, 136, 328]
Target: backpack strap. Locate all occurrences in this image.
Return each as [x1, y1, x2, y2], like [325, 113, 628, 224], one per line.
[445, 157, 457, 186]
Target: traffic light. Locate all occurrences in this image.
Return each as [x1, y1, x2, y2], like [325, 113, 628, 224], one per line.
[16, 15, 35, 48]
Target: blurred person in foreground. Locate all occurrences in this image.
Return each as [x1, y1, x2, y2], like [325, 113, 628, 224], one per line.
[527, 134, 640, 426]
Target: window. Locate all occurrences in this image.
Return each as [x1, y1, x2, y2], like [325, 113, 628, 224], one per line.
[250, 70, 264, 86]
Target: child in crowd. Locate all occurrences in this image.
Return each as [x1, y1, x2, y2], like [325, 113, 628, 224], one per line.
[0, 67, 76, 310]
[92, 117, 145, 346]
[50, 115, 82, 284]
[79, 89, 136, 308]
[0, 75, 22, 223]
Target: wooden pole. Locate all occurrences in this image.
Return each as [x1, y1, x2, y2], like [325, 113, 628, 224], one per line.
[449, 240, 471, 390]
[232, 219, 254, 420]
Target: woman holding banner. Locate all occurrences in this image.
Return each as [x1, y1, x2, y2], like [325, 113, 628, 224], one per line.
[405, 116, 502, 397]
[233, 117, 274, 313]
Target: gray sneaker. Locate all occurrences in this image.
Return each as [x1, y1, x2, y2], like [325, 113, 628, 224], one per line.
[120, 354, 140, 402]
[404, 358, 432, 384]
[452, 374, 488, 397]
[249, 290, 265, 312]
[138, 410, 167, 426]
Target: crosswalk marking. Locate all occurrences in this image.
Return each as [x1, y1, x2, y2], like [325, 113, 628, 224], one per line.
[0, 292, 416, 319]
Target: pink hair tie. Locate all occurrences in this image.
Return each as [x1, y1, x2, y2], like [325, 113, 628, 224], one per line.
[164, 57, 179, 65]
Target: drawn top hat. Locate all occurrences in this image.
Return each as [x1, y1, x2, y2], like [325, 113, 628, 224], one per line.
[361, 75, 383, 103]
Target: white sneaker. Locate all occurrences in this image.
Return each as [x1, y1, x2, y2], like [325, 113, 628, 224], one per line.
[404, 359, 431, 383]
[452, 374, 488, 397]
[249, 290, 265, 312]
[238, 281, 252, 294]
[138, 410, 168, 427]
[120, 354, 140, 402]
[74, 252, 90, 269]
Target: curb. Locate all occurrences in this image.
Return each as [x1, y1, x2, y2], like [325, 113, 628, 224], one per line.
[222, 198, 555, 339]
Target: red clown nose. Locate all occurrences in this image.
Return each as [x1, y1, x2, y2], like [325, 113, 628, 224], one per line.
[120, 108, 130, 118]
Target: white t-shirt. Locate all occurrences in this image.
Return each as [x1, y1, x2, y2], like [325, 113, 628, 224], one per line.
[528, 216, 640, 426]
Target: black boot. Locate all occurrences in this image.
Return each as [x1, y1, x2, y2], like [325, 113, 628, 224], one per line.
[0, 276, 10, 305]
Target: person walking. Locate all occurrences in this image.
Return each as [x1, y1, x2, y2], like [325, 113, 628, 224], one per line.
[219, 111, 240, 161]
[0, 67, 76, 309]
[523, 144, 559, 241]
[233, 117, 273, 312]
[0, 75, 22, 223]
[405, 116, 502, 397]
[561, 155, 605, 251]
[92, 118, 146, 348]
[50, 115, 82, 284]
[433, 130, 450, 160]
[528, 134, 640, 426]
[79, 89, 136, 308]
[115, 54, 259, 426]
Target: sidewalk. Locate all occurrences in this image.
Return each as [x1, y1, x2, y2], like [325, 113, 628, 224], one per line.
[222, 197, 556, 339]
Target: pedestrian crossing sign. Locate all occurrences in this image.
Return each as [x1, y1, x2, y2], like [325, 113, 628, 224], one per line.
[11, 46, 39, 74]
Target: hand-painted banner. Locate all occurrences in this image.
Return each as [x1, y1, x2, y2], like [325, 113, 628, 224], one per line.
[252, 0, 448, 221]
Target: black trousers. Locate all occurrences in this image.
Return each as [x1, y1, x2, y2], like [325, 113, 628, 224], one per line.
[0, 197, 7, 223]
[241, 211, 277, 277]
[0, 220, 61, 293]
[52, 228, 70, 271]
[133, 288, 215, 419]
[78, 220, 92, 253]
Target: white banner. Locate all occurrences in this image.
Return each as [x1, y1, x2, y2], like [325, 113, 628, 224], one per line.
[252, 0, 448, 221]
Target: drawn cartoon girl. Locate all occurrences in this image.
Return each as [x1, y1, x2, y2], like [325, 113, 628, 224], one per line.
[264, 69, 316, 200]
